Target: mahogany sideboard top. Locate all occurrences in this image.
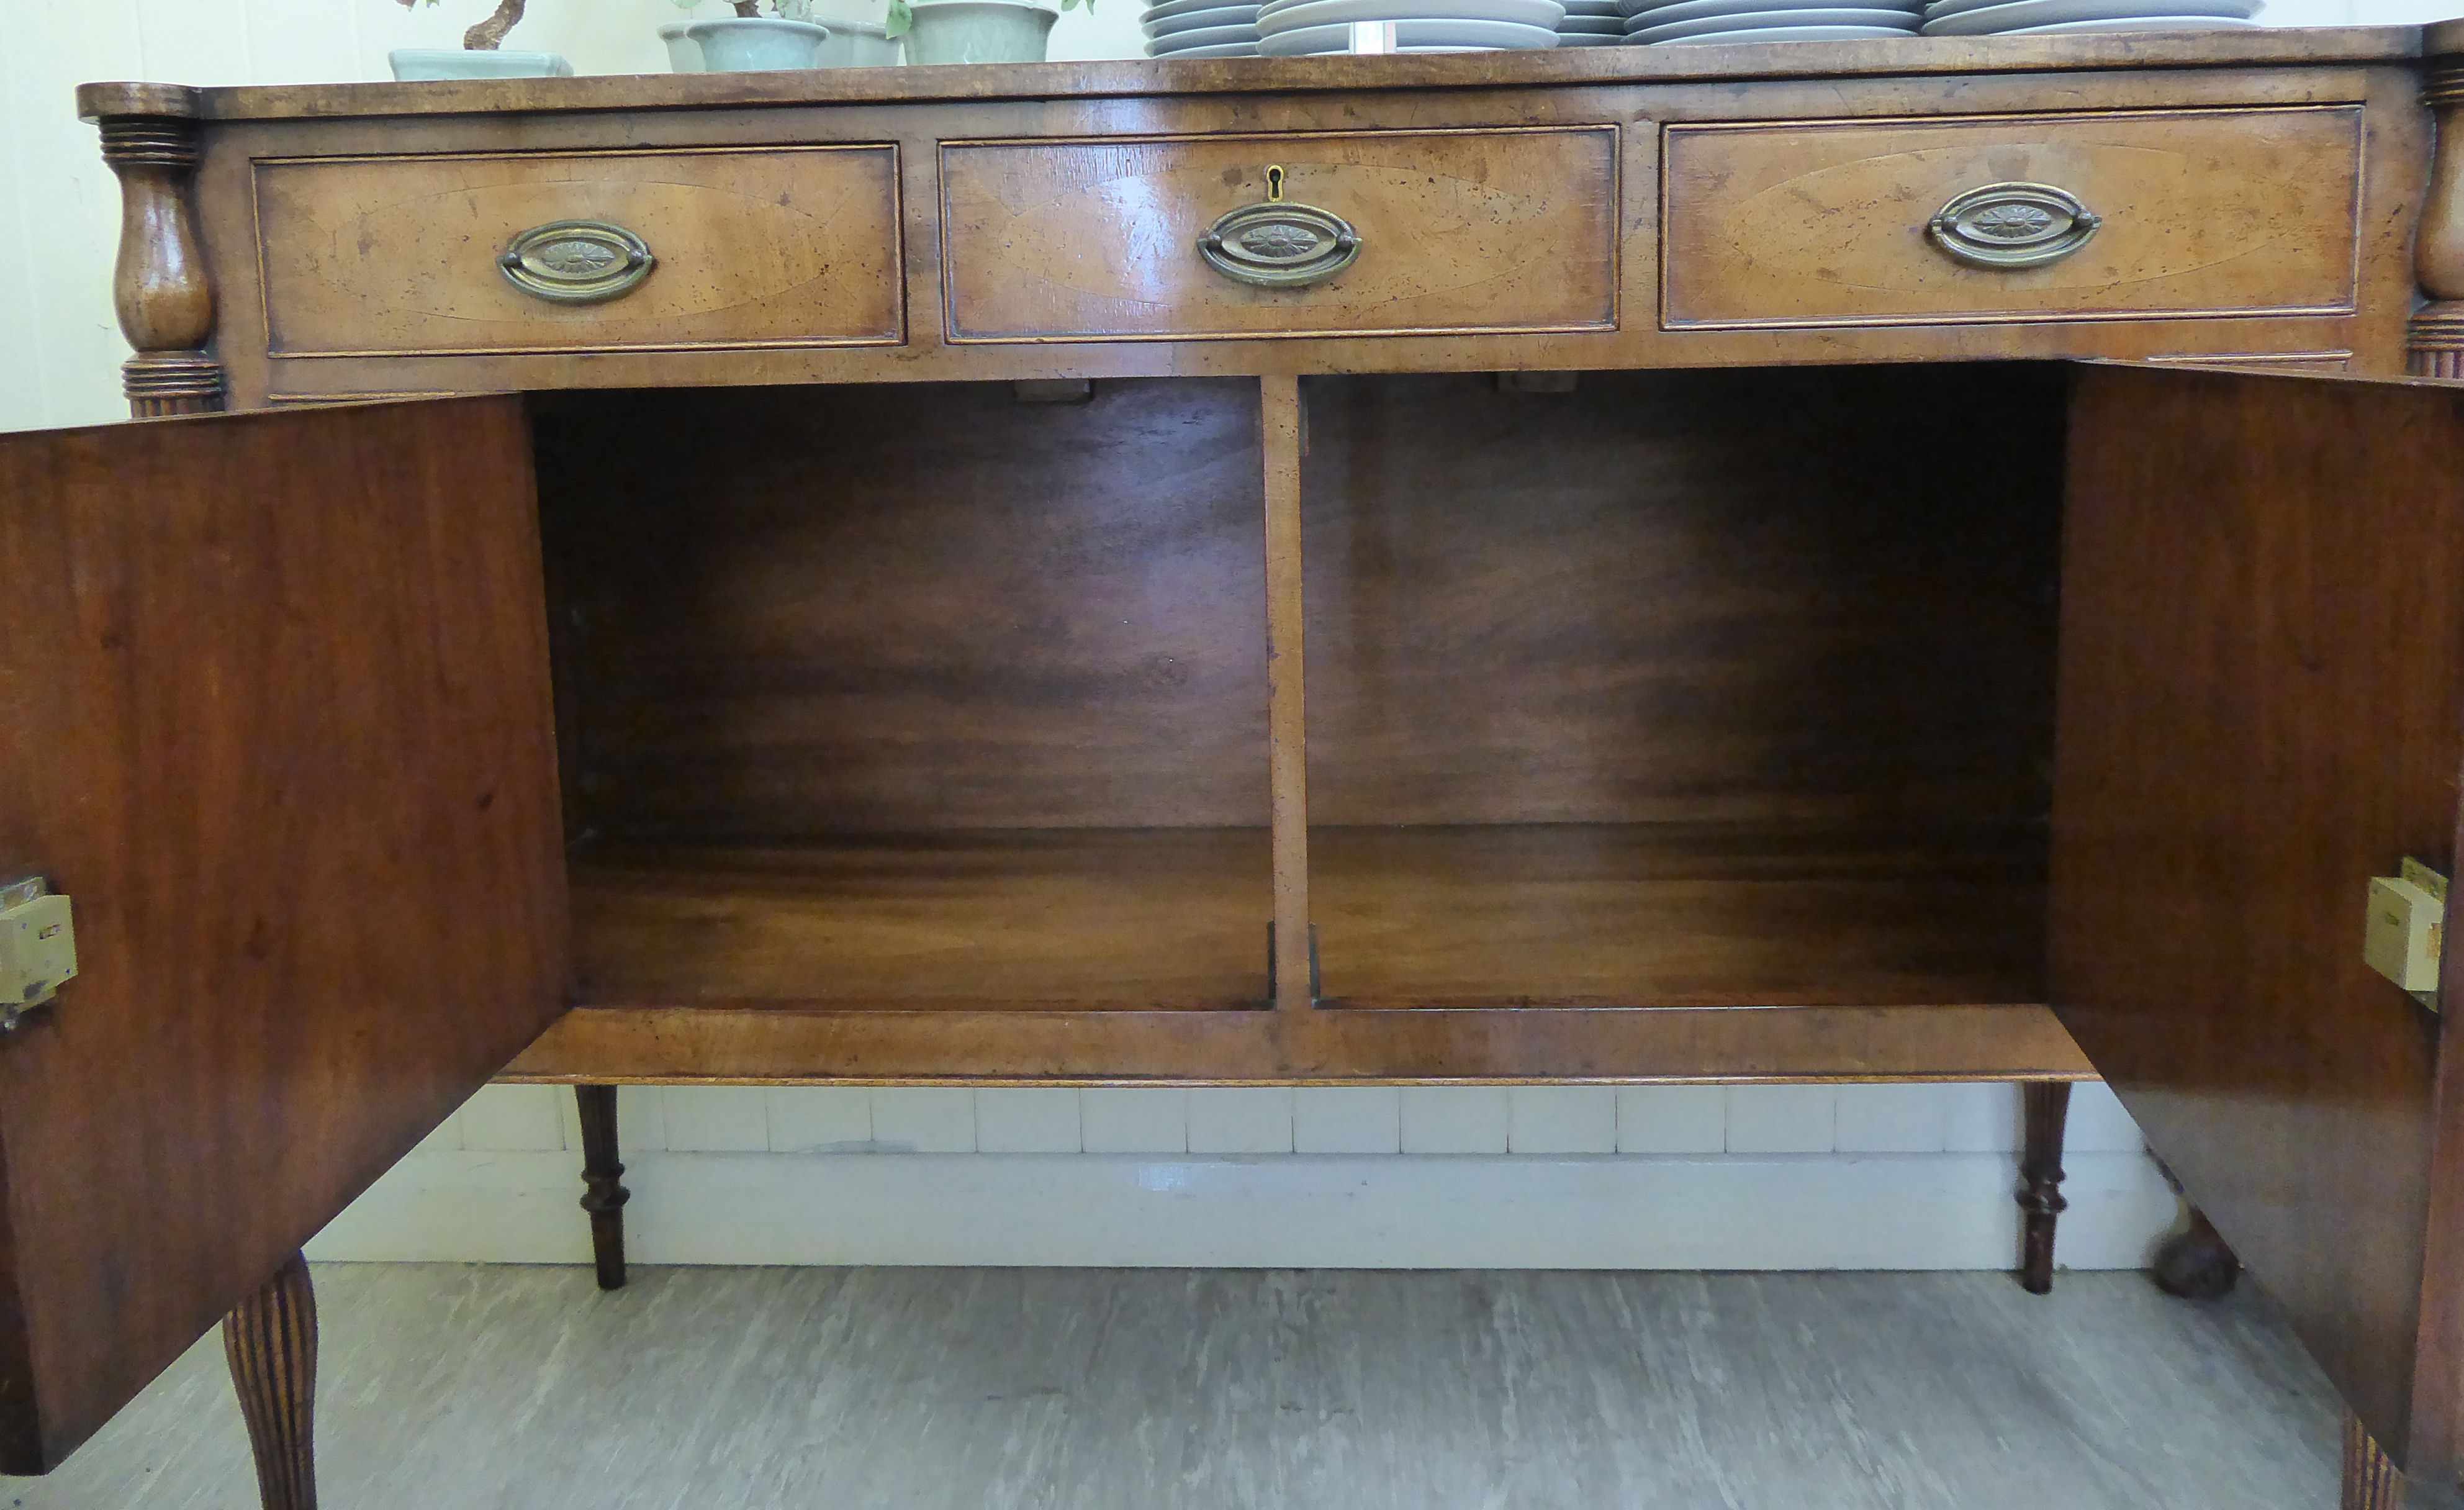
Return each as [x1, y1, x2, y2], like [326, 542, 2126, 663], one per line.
[73, 24, 2464, 409]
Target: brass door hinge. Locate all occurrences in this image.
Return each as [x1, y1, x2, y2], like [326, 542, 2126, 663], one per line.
[2366, 857, 2447, 1011]
[0, 875, 76, 1029]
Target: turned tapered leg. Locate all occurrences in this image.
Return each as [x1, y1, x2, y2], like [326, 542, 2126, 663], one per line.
[2017, 1080, 2071, 1294]
[2345, 1409, 2407, 1509]
[2152, 1205, 2242, 1300]
[576, 1083, 629, 1290]
[223, 1252, 317, 1510]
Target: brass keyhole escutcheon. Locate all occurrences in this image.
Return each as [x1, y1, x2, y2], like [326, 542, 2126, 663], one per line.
[1195, 163, 1360, 289]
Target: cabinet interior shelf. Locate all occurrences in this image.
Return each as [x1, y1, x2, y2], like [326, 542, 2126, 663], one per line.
[569, 820, 2042, 1012]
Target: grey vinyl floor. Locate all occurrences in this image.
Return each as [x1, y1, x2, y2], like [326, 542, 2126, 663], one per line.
[2, 1265, 2341, 1509]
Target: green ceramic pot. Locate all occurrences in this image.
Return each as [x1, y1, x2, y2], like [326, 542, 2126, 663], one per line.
[685, 18, 834, 71]
[902, 1, 1060, 63]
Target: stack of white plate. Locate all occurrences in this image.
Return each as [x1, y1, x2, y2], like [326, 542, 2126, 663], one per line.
[1258, 0, 1563, 55]
[1915, 0, 2257, 34]
[1145, 0, 1263, 58]
[1620, 0, 1918, 43]
[1558, 0, 1628, 44]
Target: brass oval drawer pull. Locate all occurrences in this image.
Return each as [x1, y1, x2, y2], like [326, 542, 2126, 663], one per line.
[1198, 202, 1362, 289]
[497, 220, 657, 304]
[1927, 183, 2102, 270]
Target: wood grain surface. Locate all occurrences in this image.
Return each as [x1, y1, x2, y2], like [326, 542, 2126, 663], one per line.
[180, 66, 2417, 406]
[1301, 366, 2067, 827]
[254, 147, 902, 356]
[1311, 822, 2042, 1007]
[566, 822, 2034, 1015]
[572, 831, 1271, 1008]
[1263, 376, 1312, 1006]
[0, 398, 566, 1469]
[939, 128, 1618, 342]
[2049, 366, 2464, 1479]
[1663, 107, 2363, 329]
[536, 379, 1268, 838]
[504, 1001, 2089, 1082]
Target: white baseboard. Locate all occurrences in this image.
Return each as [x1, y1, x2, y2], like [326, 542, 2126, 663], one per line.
[306, 1149, 2178, 1271]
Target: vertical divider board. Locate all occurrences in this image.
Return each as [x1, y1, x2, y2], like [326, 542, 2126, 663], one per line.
[1263, 374, 1314, 1008]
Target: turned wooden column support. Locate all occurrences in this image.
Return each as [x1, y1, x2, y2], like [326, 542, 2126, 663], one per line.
[222, 1252, 318, 1510]
[2349, 1409, 2409, 1510]
[76, 83, 224, 417]
[2413, 26, 2464, 378]
[576, 1083, 630, 1290]
[2016, 1080, 2070, 1295]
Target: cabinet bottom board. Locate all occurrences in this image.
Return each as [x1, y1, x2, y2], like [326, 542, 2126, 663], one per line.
[503, 1002, 2088, 1085]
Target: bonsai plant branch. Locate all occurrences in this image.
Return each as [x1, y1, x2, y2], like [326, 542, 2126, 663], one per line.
[462, 0, 526, 49]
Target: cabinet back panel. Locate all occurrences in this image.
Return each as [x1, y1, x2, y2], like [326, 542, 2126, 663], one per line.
[536, 379, 1270, 838]
[1302, 366, 2067, 828]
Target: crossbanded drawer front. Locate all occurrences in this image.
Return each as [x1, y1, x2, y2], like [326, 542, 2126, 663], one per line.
[253, 146, 903, 357]
[939, 127, 1620, 343]
[1660, 106, 2362, 330]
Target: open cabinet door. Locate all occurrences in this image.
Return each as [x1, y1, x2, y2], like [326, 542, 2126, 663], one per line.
[2052, 364, 2464, 1489]
[0, 396, 566, 1470]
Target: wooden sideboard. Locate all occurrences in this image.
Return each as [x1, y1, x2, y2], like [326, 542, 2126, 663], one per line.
[6, 27, 2464, 1506]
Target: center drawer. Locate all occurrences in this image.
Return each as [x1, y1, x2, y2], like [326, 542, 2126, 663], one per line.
[938, 127, 1621, 343]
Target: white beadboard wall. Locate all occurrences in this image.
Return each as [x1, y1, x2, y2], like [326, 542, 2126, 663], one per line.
[5, 2, 2418, 1267]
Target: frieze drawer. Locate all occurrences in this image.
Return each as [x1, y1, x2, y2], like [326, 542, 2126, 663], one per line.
[1659, 106, 2362, 330]
[938, 127, 1621, 343]
[252, 146, 904, 358]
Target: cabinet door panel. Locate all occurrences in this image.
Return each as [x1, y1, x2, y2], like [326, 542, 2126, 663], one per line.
[0, 396, 565, 1469]
[2052, 364, 2464, 1480]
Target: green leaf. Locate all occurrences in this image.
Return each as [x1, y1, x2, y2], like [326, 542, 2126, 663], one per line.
[885, 0, 913, 34]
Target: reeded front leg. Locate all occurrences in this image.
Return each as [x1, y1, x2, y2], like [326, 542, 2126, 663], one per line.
[2017, 1080, 2071, 1294]
[223, 1252, 317, 1510]
[577, 1083, 630, 1290]
[2345, 1409, 2406, 1510]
